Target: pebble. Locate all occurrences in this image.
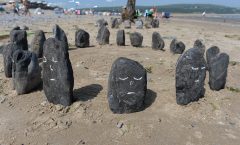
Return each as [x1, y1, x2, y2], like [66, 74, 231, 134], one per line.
[117, 122, 123, 128]
[0, 96, 6, 104]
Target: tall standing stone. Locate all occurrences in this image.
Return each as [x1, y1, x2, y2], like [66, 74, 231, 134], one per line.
[75, 29, 90, 48]
[122, 0, 136, 21]
[152, 32, 165, 50]
[206, 46, 229, 91]
[96, 26, 110, 45]
[130, 32, 143, 47]
[42, 38, 74, 106]
[111, 18, 119, 29]
[30, 30, 46, 58]
[10, 29, 28, 50]
[108, 57, 147, 113]
[135, 19, 143, 29]
[170, 39, 185, 54]
[2, 43, 18, 78]
[116, 30, 125, 46]
[176, 47, 207, 105]
[96, 19, 108, 27]
[12, 50, 42, 95]
[53, 24, 68, 49]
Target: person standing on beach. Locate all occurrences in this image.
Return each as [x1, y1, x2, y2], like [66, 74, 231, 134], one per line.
[22, 0, 31, 16]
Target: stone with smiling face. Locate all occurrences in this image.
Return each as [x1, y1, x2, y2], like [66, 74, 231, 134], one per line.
[108, 57, 147, 114]
[42, 38, 74, 106]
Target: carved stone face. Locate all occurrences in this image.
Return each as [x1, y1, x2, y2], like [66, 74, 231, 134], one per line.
[108, 57, 147, 113]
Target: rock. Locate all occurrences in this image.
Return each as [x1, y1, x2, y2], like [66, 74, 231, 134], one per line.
[124, 20, 131, 29]
[10, 29, 28, 50]
[176, 47, 207, 105]
[96, 19, 108, 27]
[122, 0, 136, 21]
[144, 19, 152, 29]
[111, 18, 119, 29]
[23, 25, 29, 30]
[42, 38, 74, 106]
[30, 30, 46, 58]
[0, 96, 6, 103]
[206, 46, 229, 91]
[152, 32, 165, 50]
[170, 39, 185, 54]
[96, 26, 110, 45]
[130, 32, 143, 47]
[135, 19, 143, 29]
[108, 57, 147, 113]
[0, 45, 3, 54]
[53, 24, 68, 49]
[151, 19, 159, 28]
[2, 43, 18, 78]
[117, 122, 124, 128]
[75, 29, 90, 48]
[116, 30, 125, 46]
[194, 39, 205, 54]
[12, 50, 42, 95]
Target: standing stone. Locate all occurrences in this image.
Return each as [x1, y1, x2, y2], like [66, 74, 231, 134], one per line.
[2, 43, 18, 78]
[124, 20, 131, 29]
[194, 39, 205, 54]
[30, 30, 46, 58]
[42, 38, 74, 106]
[151, 19, 160, 28]
[96, 19, 108, 27]
[135, 19, 143, 29]
[111, 18, 119, 29]
[170, 39, 185, 54]
[116, 30, 125, 46]
[10, 29, 28, 50]
[176, 47, 207, 105]
[130, 32, 143, 47]
[75, 29, 90, 48]
[12, 50, 42, 95]
[122, 0, 136, 21]
[206, 46, 229, 91]
[152, 32, 165, 50]
[108, 57, 147, 113]
[96, 26, 110, 45]
[53, 24, 68, 49]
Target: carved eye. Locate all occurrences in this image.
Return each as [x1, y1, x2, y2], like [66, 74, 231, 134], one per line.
[52, 57, 58, 63]
[133, 77, 142, 80]
[119, 77, 128, 80]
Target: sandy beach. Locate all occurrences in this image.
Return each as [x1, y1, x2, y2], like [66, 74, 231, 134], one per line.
[0, 11, 240, 145]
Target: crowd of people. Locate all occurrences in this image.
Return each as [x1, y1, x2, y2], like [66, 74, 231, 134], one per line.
[11, 0, 31, 16]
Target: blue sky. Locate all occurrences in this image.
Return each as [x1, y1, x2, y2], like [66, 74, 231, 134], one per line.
[47, 0, 240, 8]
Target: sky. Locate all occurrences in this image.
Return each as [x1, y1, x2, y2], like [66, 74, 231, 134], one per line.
[46, 0, 240, 8]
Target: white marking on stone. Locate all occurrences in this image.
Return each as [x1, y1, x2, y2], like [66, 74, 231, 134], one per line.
[201, 67, 206, 70]
[119, 77, 128, 80]
[43, 56, 47, 63]
[195, 80, 200, 83]
[127, 92, 136, 95]
[130, 81, 134, 86]
[50, 78, 56, 81]
[52, 57, 58, 63]
[133, 77, 142, 80]
[191, 67, 199, 71]
[50, 65, 53, 71]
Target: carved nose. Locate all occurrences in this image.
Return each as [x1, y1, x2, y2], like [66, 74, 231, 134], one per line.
[130, 81, 134, 86]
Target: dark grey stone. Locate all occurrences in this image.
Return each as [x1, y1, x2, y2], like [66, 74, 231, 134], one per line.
[135, 19, 143, 29]
[151, 19, 159, 28]
[116, 30, 125, 46]
[42, 38, 74, 106]
[152, 32, 165, 50]
[176, 47, 207, 105]
[53, 24, 68, 49]
[96, 26, 110, 45]
[108, 57, 147, 113]
[130, 32, 143, 47]
[206, 46, 229, 91]
[170, 39, 185, 54]
[111, 18, 119, 29]
[194, 39, 205, 54]
[96, 19, 108, 27]
[30, 30, 46, 58]
[10, 29, 28, 50]
[2, 43, 18, 78]
[75, 29, 90, 48]
[12, 50, 42, 95]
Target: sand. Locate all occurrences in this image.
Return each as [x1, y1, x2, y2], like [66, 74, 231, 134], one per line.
[0, 12, 240, 145]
